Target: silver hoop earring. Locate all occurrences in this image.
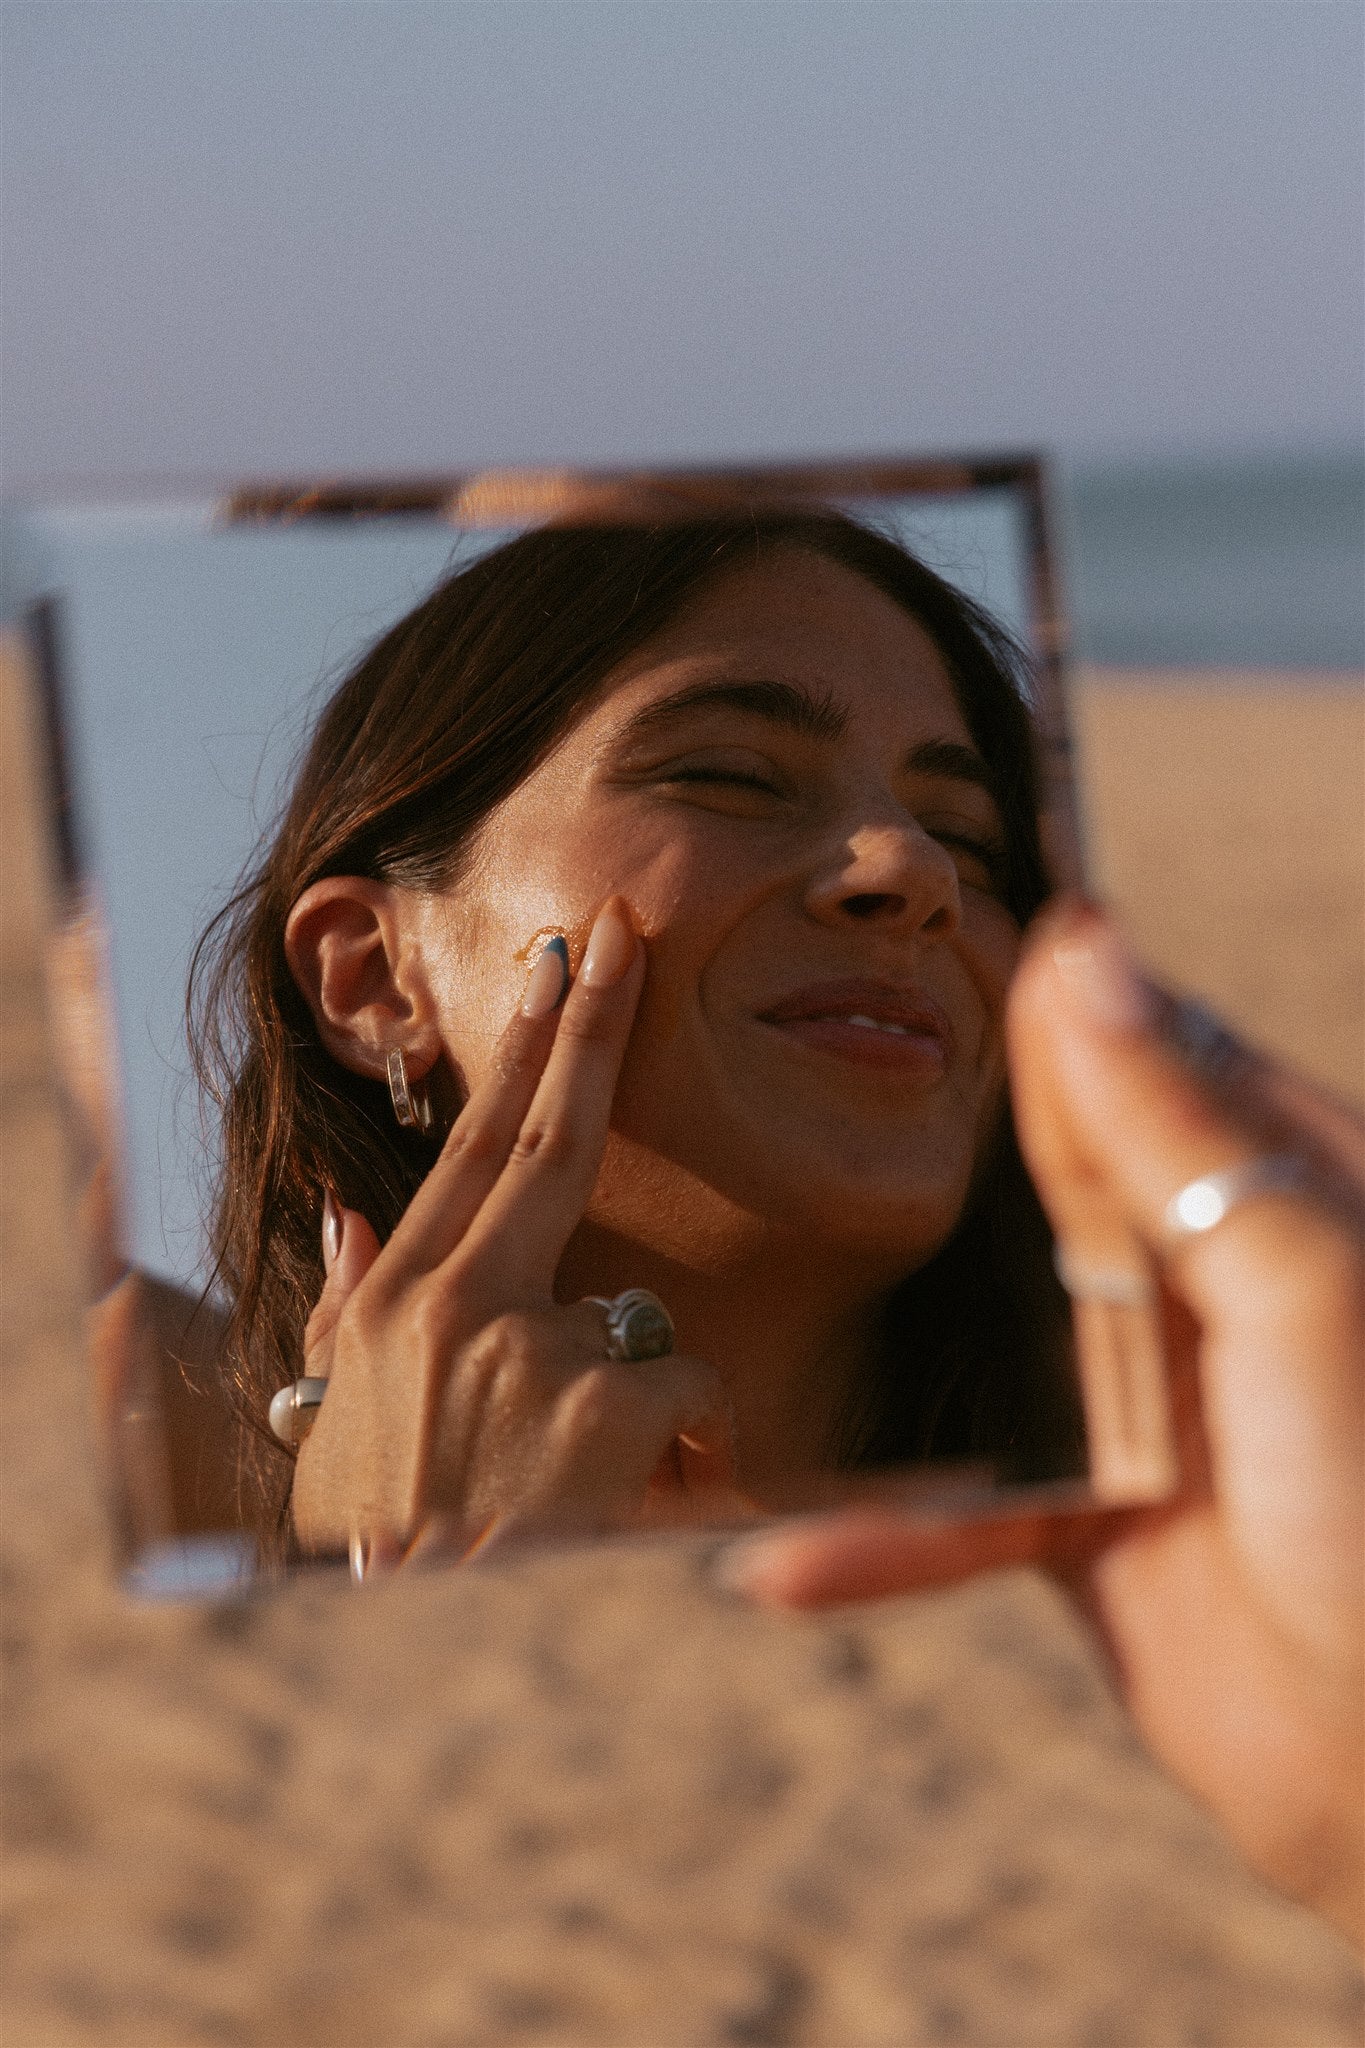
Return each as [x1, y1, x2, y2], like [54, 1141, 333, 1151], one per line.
[387, 1047, 433, 1133]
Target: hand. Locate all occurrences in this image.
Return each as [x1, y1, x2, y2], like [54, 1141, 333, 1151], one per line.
[291, 899, 734, 1563]
[721, 899, 1364, 1943]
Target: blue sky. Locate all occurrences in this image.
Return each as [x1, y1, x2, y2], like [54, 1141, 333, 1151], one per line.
[4, 1, 1361, 485]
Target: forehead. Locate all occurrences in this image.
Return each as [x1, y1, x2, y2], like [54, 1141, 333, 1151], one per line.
[585, 545, 971, 740]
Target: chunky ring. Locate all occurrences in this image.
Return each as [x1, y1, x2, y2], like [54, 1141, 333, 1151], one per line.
[268, 1376, 328, 1449]
[1162, 1152, 1307, 1246]
[586, 1288, 676, 1362]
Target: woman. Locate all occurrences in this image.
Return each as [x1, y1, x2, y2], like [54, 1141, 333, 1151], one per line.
[191, 510, 1083, 1554]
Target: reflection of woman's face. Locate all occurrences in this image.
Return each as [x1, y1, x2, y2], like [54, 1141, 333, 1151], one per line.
[420, 547, 1023, 1283]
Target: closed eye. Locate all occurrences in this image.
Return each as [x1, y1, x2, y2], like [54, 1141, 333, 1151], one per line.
[665, 766, 783, 795]
[929, 827, 1008, 891]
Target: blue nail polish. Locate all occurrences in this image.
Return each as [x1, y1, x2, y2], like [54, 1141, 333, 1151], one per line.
[543, 933, 570, 1005]
[520, 933, 572, 1019]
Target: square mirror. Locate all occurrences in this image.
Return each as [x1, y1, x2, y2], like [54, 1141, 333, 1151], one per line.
[2, 458, 1177, 1596]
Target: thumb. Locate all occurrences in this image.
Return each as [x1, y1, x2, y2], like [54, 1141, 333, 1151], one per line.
[1008, 898, 1360, 1331]
[303, 1194, 382, 1370]
[1008, 901, 1364, 1630]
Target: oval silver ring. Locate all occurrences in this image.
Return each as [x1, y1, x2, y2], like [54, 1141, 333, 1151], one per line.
[1162, 1152, 1307, 1246]
[586, 1289, 676, 1362]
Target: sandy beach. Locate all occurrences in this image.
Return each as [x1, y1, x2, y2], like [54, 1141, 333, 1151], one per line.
[1076, 671, 1363, 1102]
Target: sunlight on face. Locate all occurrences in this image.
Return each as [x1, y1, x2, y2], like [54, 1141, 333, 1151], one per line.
[424, 547, 1023, 1282]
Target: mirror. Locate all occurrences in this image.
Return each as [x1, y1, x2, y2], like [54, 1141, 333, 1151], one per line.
[4, 458, 1177, 1595]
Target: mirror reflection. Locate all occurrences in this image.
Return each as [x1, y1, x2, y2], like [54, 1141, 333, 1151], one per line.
[8, 460, 1177, 1592]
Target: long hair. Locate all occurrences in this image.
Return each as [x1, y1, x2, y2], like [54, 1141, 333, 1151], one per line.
[189, 512, 1084, 1535]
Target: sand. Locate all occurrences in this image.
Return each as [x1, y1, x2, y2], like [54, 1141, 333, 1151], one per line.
[1075, 670, 1363, 1102]
[2, 663, 1362, 2045]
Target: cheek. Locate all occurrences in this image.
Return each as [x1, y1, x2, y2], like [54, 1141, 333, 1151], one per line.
[419, 897, 510, 1087]
[504, 834, 702, 958]
[960, 903, 1023, 1055]
[453, 805, 724, 1035]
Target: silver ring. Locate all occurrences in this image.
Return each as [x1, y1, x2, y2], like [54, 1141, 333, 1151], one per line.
[268, 1376, 328, 1448]
[586, 1289, 676, 1362]
[1162, 1152, 1307, 1245]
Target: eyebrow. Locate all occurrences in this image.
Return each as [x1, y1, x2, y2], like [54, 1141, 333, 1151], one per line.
[619, 677, 848, 746]
[905, 736, 999, 802]
[618, 678, 998, 799]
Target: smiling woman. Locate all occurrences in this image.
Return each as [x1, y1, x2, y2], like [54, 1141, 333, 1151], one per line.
[189, 512, 1084, 1557]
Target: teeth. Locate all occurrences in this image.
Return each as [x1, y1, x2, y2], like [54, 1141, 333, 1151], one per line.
[841, 1014, 909, 1034]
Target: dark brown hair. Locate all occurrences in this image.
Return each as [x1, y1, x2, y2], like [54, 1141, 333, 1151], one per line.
[190, 512, 1083, 1535]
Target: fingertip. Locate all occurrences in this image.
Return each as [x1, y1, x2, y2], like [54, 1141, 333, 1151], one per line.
[521, 933, 570, 1018]
[333, 1204, 381, 1287]
[1022, 899, 1157, 1038]
[710, 1518, 872, 1607]
[710, 1531, 812, 1605]
[579, 897, 640, 989]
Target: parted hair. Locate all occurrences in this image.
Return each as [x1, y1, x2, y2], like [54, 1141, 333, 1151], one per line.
[188, 512, 1084, 1536]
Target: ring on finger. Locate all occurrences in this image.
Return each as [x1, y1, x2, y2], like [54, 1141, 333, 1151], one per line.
[586, 1289, 676, 1362]
[1161, 1151, 1308, 1247]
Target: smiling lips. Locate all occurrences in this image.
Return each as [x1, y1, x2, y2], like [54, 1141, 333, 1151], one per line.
[756, 978, 954, 1073]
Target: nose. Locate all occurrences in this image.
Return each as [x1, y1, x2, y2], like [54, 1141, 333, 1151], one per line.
[802, 815, 962, 937]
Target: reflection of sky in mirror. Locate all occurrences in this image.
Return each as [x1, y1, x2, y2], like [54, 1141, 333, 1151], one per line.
[25, 495, 1031, 1284]
[841, 493, 1029, 649]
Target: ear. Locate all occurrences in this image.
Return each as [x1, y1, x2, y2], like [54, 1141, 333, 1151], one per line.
[283, 877, 441, 1084]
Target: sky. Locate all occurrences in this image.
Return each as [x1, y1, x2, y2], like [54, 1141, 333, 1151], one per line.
[3, 0, 1362, 486]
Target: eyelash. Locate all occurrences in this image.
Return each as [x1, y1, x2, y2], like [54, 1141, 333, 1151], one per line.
[935, 828, 1005, 860]
[666, 767, 781, 795]
[935, 831, 1010, 892]
[661, 772, 1007, 881]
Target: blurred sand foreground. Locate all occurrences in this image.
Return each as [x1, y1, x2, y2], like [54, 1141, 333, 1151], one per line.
[1, 668, 1362, 2047]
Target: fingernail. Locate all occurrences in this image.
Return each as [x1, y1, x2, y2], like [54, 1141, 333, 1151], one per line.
[322, 1188, 343, 1272]
[1051, 909, 1157, 1034]
[1165, 996, 1248, 1085]
[349, 1530, 370, 1585]
[521, 933, 569, 1017]
[580, 898, 636, 988]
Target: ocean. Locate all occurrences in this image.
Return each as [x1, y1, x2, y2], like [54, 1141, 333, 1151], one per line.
[1061, 453, 1363, 670]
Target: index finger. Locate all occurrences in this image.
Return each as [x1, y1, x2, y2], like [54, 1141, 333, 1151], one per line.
[454, 897, 644, 1301]
[377, 934, 571, 1278]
